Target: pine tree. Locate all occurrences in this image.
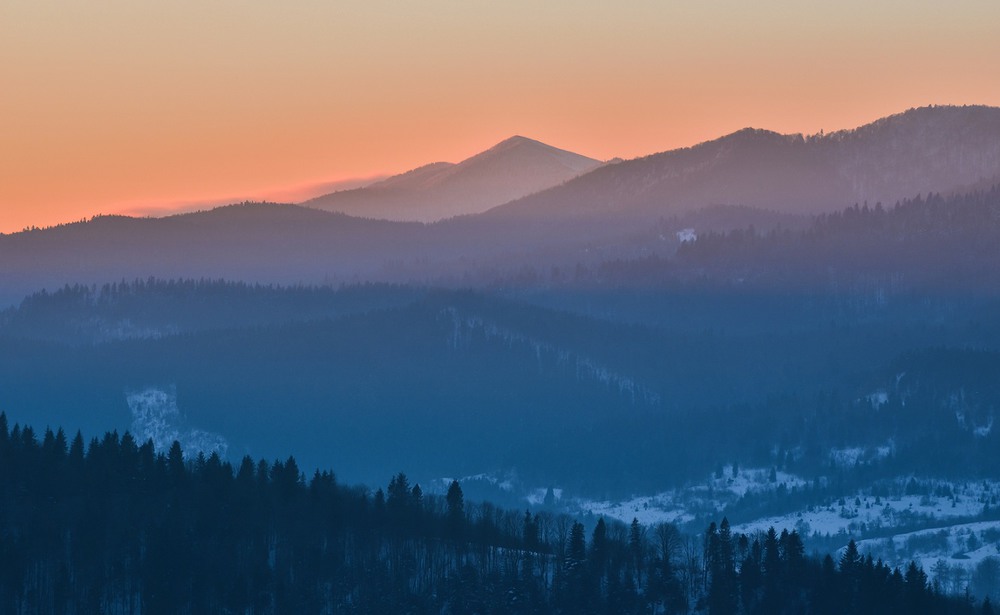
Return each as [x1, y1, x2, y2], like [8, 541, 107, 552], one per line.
[523, 510, 539, 550]
[446, 480, 464, 538]
[739, 539, 762, 614]
[543, 486, 556, 508]
[840, 539, 862, 575]
[905, 561, 930, 614]
[387, 472, 410, 510]
[567, 522, 587, 568]
[630, 518, 644, 583]
[708, 518, 738, 615]
[761, 527, 783, 613]
[68, 431, 85, 469]
[167, 440, 185, 482]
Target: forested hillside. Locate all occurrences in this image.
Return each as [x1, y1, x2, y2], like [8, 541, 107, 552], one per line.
[2, 279, 1000, 497]
[0, 416, 984, 614]
[3, 174, 1000, 611]
[569, 186, 1000, 294]
[0, 280, 422, 344]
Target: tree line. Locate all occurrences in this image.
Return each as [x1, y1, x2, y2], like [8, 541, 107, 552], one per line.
[0, 414, 989, 613]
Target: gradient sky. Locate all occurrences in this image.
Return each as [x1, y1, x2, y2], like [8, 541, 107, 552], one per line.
[2, 0, 999, 233]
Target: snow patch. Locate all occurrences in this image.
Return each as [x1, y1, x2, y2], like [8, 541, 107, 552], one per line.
[866, 390, 889, 409]
[526, 487, 564, 506]
[569, 465, 808, 527]
[856, 519, 1000, 580]
[126, 387, 228, 458]
[676, 228, 697, 243]
[829, 442, 893, 468]
[974, 419, 994, 438]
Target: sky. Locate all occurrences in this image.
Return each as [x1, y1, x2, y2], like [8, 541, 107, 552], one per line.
[2, 0, 999, 233]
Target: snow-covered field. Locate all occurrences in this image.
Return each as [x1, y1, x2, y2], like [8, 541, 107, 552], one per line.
[562, 464, 1000, 576]
[857, 520, 1000, 578]
[435, 454, 1000, 584]
[736, 480, 997, 538]
[570, 466, 807, 527]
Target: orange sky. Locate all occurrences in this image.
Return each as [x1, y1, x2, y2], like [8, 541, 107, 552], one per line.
[2, 0, 999, 233]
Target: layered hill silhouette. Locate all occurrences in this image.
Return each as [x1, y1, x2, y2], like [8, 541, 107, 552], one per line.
[4, 106, 1000, 306]
[304, 136, 602, 221]
[0, 205, 429, 305]
[488, 105, 1000, 220]
[0, 200, 773, 306]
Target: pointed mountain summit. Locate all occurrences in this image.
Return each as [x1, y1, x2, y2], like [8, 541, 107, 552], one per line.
[487, 105, 1000, 220]
[304, 136, 602, 221]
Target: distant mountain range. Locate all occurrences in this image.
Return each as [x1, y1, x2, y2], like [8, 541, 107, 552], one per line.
[304, 135, 602, 221]
[488, 105, 1000, 220]
[5, 106, 1000, 514]
[3, 105, 1000, 305]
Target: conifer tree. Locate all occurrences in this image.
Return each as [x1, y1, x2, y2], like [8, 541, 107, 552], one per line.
[446, 480, 465, 538]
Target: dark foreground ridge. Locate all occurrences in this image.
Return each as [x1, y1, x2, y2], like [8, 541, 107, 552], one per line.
[0, 414, 987, 614]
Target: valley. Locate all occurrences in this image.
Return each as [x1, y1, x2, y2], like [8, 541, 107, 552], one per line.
[3, 105, 1000, 610]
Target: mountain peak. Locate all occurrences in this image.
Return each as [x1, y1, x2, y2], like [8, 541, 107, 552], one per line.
[305, 136, 601, 221]
[459, 135, 600, 171]
[477, 135, 565, 157]
[489, 135, 539, 148]
[497, 134, 533, 144]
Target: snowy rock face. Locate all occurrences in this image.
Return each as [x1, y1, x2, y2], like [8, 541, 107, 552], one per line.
[126, 387, 228, 458]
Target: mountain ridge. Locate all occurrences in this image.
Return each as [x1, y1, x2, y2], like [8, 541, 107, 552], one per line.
[486, 105, 1000, 220]
[4, 106, 1000, 306]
